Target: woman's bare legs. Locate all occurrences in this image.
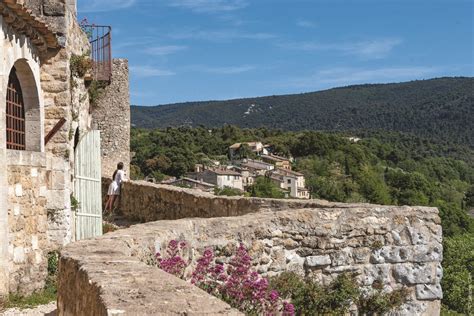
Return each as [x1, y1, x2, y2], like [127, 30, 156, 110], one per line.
[105, 195, 115, 212]
[109, 195, 117, 212]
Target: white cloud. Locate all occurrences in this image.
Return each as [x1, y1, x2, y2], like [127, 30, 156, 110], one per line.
[169, 28, 276, 42]
[145, 45, 188, 56]
[286, 66, 438, 89]
[296, 19, 317, 28]
[130, 65, 176, 77]
[279, 38, 403, 59]
[189, 65, 255, 74]
[166, 0, 248, 13]
[78, 0, 136, 13]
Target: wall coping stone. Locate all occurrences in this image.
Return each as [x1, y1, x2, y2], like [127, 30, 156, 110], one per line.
[59, 237, 242, 315]
[124, 180, 395, 209]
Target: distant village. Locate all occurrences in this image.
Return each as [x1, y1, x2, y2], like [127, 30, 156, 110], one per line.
[161, 141, 311, 199]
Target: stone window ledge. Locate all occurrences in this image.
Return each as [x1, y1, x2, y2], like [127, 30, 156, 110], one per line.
[6, 150, 46, 167]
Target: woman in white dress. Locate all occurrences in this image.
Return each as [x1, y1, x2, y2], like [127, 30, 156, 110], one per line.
[105, 162, 127, 213]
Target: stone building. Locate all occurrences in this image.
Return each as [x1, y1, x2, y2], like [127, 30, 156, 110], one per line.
[186, 168, 244, 191]
[0, 0, 130, 297]
[92, 58, 131, 179]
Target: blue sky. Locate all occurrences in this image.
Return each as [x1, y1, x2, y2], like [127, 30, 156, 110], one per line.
[78, 0, 473, 105]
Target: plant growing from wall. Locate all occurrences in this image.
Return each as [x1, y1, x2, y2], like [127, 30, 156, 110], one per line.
[358, 284, 409, 315]
[68, 124, 74, 141]
[79, 18, 94, 40]
[70, 51, 107, 108]
[87, 80, 107, 107]
[70, 52, 92, 78]
[71, 194, 80, 212]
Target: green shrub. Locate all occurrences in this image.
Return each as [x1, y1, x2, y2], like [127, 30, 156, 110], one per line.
[270, 272, 409, 315]
[214, 186, 243, 196]
[441, 233, 474, 315]
[358, 285, 409, 315]
[269, 271, 305, 299]
[270, 273, 360, 315]
[248, 176, 285, 199]
[441, 305, 465, 315]
[315, 273, 360, 314]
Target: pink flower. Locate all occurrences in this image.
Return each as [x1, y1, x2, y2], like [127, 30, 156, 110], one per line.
[283, 302, 295, 316]
[269, 290, 279, 302]
[154, 241, 293, 315]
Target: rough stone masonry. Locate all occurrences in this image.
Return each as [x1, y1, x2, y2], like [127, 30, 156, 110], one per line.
[92, 59, 131, 179]
[61, 183, 442, 315]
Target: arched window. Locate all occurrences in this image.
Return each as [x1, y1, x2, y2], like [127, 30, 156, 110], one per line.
[6, 67, 26, 150]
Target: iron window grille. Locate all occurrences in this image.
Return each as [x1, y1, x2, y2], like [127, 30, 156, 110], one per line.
[6, 67, 26, 150]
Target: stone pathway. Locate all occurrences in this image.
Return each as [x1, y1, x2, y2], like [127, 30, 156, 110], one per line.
[0, 302, 56, 316]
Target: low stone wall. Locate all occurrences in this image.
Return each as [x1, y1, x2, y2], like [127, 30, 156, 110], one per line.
[116, 180, 360, 222]
[60, 205, 442, 315]
[58, 236, 241, 315]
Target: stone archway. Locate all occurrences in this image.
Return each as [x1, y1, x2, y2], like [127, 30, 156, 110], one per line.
[9, 59, 43, 152]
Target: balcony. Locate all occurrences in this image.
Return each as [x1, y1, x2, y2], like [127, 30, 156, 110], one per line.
[82, 25, 112, 82]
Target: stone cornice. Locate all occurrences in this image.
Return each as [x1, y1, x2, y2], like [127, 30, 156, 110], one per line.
[0, 0, 58, 52]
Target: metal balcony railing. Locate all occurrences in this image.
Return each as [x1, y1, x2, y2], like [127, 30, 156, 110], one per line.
[82, 25, 112, 82]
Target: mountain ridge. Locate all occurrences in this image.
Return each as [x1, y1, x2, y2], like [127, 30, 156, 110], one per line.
[131, 77, 474, 147]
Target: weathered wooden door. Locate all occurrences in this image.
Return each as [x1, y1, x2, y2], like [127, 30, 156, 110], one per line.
[74, 130, 102, 240]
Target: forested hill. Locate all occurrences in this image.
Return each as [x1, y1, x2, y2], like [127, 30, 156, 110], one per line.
[131, 77, 474, 147]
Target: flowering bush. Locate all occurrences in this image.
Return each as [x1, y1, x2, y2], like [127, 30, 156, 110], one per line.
[220, 244, 292, 315]
[156, 241, 294, 315]
[155, 240, 189, 278]
[190, 248, 226, 295]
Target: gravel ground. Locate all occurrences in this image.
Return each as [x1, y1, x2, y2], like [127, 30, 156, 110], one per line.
[0, 302, 56, 316]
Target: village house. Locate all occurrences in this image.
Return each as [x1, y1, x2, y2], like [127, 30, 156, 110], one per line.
[186, 167, 244, 191]
[0, 0, 130, 297]
[228, 141, 269, 159]
[228, 165, 255, 188]
[269, 169, 310, 199]
[239, 158, 274, 176]
[260, 154, 292, 170]
[167, 177, 215, 192]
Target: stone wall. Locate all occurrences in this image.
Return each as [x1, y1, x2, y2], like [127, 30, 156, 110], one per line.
[92, 59, 131, 178]
[39, 3, 92, 250]
[116, 180, 357, 222]
[60, 205, 442, 315]
[6, 151, 49, 295]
